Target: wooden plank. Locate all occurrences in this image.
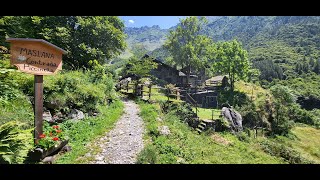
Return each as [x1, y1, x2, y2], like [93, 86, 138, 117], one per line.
[34, 75, 43, 144]
[7, 39, 66, 75]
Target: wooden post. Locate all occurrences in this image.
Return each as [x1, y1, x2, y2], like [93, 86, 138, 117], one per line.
[126, 81, 129, 92]
[34, 75, 43, 144]
[212, 109, 214, 121]
[141, 84, 144, 98]
[148, 85, 152, 100]
[6, 38, 67, 147]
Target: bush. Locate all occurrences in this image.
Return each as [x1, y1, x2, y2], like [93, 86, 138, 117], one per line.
[0, 58, 34, 127]
[136, 144, 158, 164]
[22, 69, 115, 114]
[259, 139, 314, 164]
[0, 121, 33, 164]
[218, 89, 250, 108]
[288, 104, 316, 126]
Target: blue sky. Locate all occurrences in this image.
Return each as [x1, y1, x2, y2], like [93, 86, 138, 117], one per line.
[119, 16, 187, 29]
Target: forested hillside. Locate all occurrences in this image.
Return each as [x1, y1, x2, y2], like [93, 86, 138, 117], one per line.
[123, 16, 320, 109]
[124, 16, 320, 69]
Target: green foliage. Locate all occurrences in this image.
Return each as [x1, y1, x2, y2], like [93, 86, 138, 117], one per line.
[20, 69, 115, 113]
[136, 144, 158, 164]
[164, 16, 214, 83]
[218, 89, 250, 108]
[278, 74, 320, 101]
[0, 58, 34, 127]
[138, 101, 284, 164]
[55, 100, 124, 163]
[259, 139, 314, 164]
[0, 121, 33, 164]
[36, 122, 68, 150]
[253, 60, 284, 81]
[127, 56, 158, 79]
[289, 105, 314, 125]
[287, 126, 320, 163]
[270, 84, 295, 104]
[138, 101, 159, 137]
[1, 16, 127, 69]
[268, 85, 295, 136]
[213, 40, 250, 91]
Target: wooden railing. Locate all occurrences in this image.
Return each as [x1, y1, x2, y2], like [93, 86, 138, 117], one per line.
[185, 93, 198, 116]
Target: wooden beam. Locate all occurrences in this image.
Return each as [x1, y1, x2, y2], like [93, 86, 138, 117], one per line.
[34, 75, 43, 145]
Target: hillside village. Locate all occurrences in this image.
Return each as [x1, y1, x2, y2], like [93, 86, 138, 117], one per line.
[1, 16, 320, 164]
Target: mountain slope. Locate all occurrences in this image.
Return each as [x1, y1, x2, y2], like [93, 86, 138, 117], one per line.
[119, 16, 320, 70]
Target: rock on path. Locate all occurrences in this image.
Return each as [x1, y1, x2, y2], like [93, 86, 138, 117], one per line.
[91, 99, 144, 164]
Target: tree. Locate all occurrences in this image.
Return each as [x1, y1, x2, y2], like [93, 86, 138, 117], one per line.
[313, 59, 320, 74]
[309, 58, 315, 67]
[127, 56, 158, 79]
[269, 85, 295, 135]
[213, 40, 250, 92]
[0, 16, 127, 69]
[126, 56, 158, 94]
[164, 16, 214, 85]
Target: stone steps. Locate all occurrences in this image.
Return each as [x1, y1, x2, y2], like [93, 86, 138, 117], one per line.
[196, 119, 217, 134]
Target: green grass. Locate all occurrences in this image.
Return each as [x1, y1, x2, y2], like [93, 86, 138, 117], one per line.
[192, 107, 221, 120]
[137, 101, 285, 164]
[140, 86, 184, 103]
[55, 100, 124, 164]
[0, 96, 34, 128]
[271, 125, 320, 163]
[235, 80, 271, 104]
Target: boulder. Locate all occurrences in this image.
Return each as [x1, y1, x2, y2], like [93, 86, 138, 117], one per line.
[220, 106, 243, 133]
[43, 111, 53, 122]
[68, 109, 85, 121]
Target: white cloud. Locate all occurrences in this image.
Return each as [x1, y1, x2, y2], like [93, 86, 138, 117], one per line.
[128, 20, 135, 24]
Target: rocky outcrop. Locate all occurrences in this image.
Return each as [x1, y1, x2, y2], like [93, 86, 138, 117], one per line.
[220, 106, 243, 133]
[43, 111, 53, 122]
[68, 109, 85, 121]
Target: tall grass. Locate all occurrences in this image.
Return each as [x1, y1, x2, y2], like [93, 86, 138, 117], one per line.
[55, 100, 124, 164]
[137, 101, 285, 164]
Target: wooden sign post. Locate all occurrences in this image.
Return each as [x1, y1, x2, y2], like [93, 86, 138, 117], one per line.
[6, 38, 67, 145]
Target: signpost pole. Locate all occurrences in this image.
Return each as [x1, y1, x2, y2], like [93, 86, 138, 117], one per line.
[34, 75, 43, 145]
[6, 38, 67, 146]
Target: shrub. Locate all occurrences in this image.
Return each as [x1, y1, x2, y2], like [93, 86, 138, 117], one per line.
[0, 121, 33, 164]
[259, 139, 314, 164]
[22, 69, 115, 114]
[288, 104, 315, 125]
[136, 144, 158, 164]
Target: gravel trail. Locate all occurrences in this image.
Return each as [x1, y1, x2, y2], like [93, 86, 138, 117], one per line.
[91, 99, 144, 164]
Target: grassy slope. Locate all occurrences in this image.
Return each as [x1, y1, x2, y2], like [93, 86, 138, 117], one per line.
[55, 100, 124, 164]
[137, 102, 285, 164]
[235, 80, 271, 104]
[275, 125, 320, 163]
[235, 80, 320, 163]
[0, 97, 34, 128]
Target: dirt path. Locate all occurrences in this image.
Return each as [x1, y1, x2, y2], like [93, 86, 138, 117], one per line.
[91, 99, 144, 164]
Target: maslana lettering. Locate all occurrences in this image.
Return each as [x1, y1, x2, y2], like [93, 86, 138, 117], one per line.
[20, 48, 55, 59]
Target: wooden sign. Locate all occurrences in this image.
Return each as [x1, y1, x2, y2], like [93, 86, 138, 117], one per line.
[6, 38, 67, 75]
[6, 38, 67, 145]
